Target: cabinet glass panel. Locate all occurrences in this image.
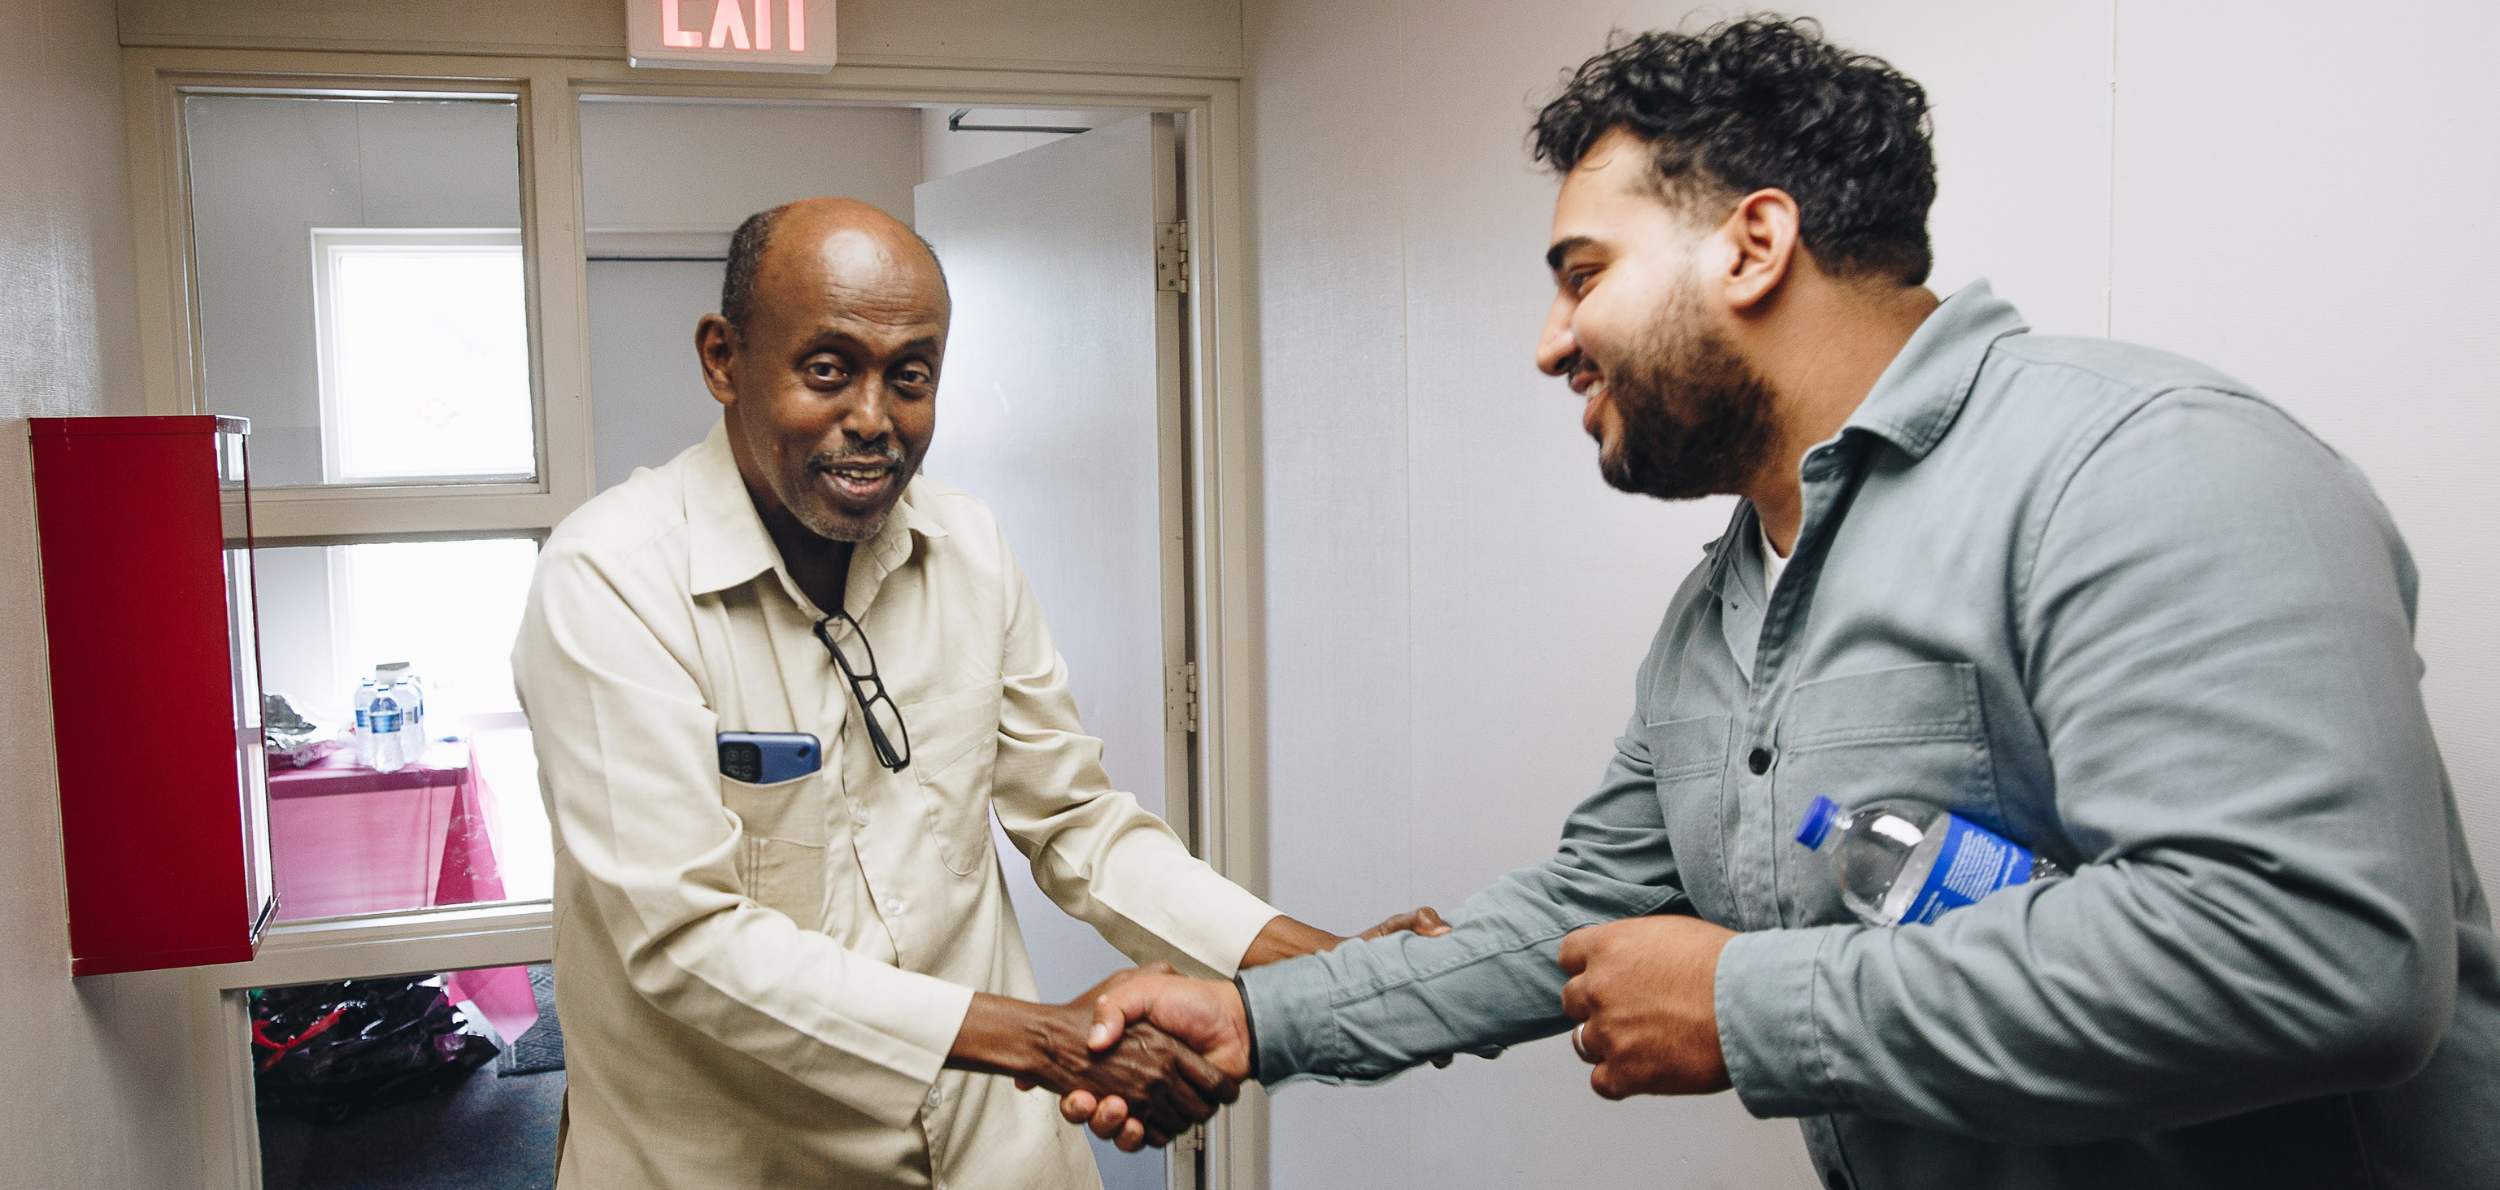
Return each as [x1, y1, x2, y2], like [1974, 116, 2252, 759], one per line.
[184, 94, 537, 489]
[219, 418, 277, 937]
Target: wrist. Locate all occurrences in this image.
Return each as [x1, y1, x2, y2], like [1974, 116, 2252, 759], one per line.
[1237, 915, 1344, 968]
[947, 993, 1087, 1083]
[1230, 975, 1258, 1078]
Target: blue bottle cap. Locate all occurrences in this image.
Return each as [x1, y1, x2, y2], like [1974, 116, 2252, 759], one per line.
[1795, 796, 1841, 849]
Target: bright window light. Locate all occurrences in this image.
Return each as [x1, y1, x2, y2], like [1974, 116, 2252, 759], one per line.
[314, 229, 537, 483]
[331, 537, 540, 720]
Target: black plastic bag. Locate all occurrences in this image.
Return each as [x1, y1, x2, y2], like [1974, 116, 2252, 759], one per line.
[251, 977, 500, 1123]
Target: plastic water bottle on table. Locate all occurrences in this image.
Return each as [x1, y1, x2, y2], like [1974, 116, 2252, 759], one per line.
[367, 672, 411, 774]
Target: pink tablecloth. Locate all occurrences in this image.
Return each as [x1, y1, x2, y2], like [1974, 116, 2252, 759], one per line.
[267, 740, 539, 1043]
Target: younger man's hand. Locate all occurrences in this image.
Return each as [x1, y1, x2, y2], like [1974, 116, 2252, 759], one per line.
[1059, 971, 1252, 1149]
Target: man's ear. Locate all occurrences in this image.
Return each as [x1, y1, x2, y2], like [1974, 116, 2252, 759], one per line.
[696, 313, 740, 409]
[1714, 189, 1802, 314]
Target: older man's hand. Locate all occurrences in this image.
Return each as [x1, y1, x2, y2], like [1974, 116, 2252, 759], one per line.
[1557, 914, 1737, 1098]
[948, 967, 1238, 1149]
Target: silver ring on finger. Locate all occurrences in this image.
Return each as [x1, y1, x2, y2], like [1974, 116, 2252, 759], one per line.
[1571, 1021, 1597, 1064]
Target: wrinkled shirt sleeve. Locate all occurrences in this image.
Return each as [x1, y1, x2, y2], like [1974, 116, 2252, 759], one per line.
[985, 526, 1281, 980]
[1239, 666, 1695, 1085]
[1713, 390, 2459, 1143]
[516, 540, 975, 1130]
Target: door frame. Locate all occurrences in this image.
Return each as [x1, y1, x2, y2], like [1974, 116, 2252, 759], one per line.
[122, 46, 1271, 1190]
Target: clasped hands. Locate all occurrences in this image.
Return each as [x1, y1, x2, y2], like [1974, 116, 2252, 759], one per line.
[947, 908, 1448, 1151]
[1057, 913, 1741, 1148]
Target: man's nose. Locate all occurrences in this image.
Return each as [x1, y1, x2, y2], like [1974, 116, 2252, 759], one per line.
[1535, 293, 1579, 378]
[833, 377, 897, 442]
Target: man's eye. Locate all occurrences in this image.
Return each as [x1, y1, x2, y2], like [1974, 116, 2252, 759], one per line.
[807, 359, 848, 383]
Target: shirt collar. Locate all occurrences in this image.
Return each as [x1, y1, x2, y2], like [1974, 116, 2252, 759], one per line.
[683, 419, 947, 607]
[1838, 279, 2029, 462]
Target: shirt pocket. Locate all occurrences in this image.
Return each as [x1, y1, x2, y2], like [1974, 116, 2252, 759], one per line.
[720, 771, 832, 930]
[904, 681, 1004, 877]
[1777, 660, 2002, 827]
[1774, 662, 2000, 925]
[1646, 713, 1732, 797]
[1643, 713, 1734, 921]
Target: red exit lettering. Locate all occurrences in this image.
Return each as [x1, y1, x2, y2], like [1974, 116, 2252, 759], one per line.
[659, 1, 807, 54]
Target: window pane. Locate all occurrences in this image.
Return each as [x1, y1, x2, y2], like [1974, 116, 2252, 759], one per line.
[325, 236, 535, 481]
[185, 94, 536, 487]
[254, 539, 550, 921]
[252, 964, 562, 1190]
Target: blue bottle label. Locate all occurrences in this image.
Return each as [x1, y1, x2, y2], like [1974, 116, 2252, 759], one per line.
[370, 705, 403, 733]
[1904, 814, 2035, 924]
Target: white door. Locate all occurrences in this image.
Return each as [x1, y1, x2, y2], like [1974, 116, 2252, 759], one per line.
[915, 114, 1192, 1190]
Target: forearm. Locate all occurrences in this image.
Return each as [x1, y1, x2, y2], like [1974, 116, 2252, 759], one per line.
[945, 992, 1093, 1083]
[1235, 915, 1343, 968]
[1243, 863, 1682, 1085]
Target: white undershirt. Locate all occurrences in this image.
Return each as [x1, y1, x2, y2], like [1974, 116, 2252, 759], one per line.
[1761, 523, 1789, 592]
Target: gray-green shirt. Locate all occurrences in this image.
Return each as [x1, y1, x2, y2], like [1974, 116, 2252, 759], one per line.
[1240, 282, 2500, 1188]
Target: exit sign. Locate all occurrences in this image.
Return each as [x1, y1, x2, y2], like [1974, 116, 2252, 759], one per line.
[626, 0, 836, 72]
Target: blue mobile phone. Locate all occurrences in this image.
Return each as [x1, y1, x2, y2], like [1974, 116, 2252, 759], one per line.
[716, 732, 823, 784]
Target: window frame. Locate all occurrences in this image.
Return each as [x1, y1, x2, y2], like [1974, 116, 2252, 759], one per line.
[127, 45, 1269, 1190]
[135, 68, 596, 541]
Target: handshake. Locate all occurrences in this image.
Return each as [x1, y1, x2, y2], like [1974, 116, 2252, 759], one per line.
[949, 908, 1450, 1151]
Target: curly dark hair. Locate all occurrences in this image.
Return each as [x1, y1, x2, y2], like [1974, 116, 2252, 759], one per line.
[1531, 16, 1937, 285]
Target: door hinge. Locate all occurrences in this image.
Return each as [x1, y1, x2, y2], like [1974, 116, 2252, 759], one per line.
[1172, 1123, 1206, 1154]
[1156, 221, 1190, 293]
[1165, 662, 1199, 733]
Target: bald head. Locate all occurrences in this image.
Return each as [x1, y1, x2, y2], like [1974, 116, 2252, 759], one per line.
[697, 197, 950, 560]
[720, 197, 948, 340]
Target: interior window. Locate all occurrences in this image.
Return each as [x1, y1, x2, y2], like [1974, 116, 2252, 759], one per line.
[183, 93, 536, 488]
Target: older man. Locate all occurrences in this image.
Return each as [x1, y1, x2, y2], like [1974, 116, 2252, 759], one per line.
[1072, 19, 2500, 1188]
[514, 197, 1440, 1189]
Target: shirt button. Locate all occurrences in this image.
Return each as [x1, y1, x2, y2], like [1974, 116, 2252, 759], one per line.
[926, 1085, 942, 1106]
[851, 803, 870, 827]
[883, 896, 905, 917]
[1747, 747, 1774, 775]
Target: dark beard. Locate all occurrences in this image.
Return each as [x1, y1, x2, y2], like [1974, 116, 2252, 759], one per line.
[1597, 294, 1778, 501]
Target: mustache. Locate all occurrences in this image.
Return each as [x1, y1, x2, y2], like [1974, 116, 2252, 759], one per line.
[808, 442, 906, 470]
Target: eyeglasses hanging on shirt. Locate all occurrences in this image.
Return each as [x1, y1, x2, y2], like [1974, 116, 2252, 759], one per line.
[813, 610, 912, 771]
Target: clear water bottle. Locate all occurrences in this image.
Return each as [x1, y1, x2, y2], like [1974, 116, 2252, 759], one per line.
[367, 676, 410, 773]
[352, 677, 376, 765]
[377, 661, 423, 743]
[1795, 796, 2063, 926]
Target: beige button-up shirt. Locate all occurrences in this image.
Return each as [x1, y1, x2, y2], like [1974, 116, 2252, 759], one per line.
[514, 422, 1279, 1189]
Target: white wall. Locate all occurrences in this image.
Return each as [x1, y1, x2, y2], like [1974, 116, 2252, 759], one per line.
[1245, 1, 2500, 1187]
[579, 99, 921, 230]
[916, 106, 1130, 182]
[0, 0, 198, 1187]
